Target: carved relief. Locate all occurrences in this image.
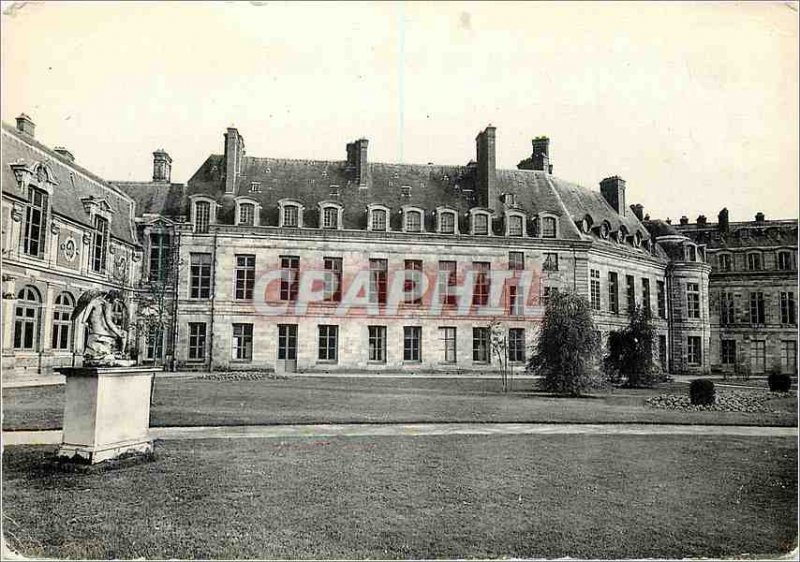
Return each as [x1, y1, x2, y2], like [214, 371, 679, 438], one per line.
[60, 237, 78, 262]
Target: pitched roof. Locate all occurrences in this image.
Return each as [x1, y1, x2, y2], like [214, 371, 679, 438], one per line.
[676, 220, 797, 249]
[111, 180, 186, 217]
[1, 123, 138, 245]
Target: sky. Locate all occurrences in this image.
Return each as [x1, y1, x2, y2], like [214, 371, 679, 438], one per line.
[1, 1, 798, 223]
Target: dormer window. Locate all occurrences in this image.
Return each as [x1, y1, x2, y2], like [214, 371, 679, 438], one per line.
[718, 253, 732, 271]
[633, 231, 642, 248]
[506, 212, 525, 237]
[239, 203, 255, 226]
[279, 200, 304, 228]
[541, 216, 557, 238]
[579, 216, 592, 234]
[472, 212, 490, 235]
[367, 205, 390, 232]
[250, 182, 261, 193]
[747, 251, 762, 271]
[618, 226, 628, 244]
[402, 207, 424, 233]
[685, 244, 697, 262]
[91, 215, 109, 273]
[319, 202, 343, 230]
[193, 200, 212, 233]
[778, 250, 794, 271]
[436, 207, 458, 235]
[22, 187, 48, 257]
[599, 221, 610, 240]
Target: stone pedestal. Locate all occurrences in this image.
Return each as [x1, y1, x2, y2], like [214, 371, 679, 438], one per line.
[55, 366, 156, 464]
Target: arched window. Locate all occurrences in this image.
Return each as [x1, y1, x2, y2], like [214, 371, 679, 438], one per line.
[405, 210, 423, 233]
[470, 210, 491, 235]
[279, 200, 304, 228]
[507, 214, 524, 237]
[322, 207, 339, 229]
[599, 221, 611, 240]
[22, 187, 48, 257]
[633, 231, 642, 248]
[194, 200, 211, 233]
[52, 292, 74, 351]
[618, 226, 628, 245]
[436, 208, 458, 234]
[370, 208, 388, 231]
[239, 203, 255, 226]
[14, 286, 41, 350]
[541, 216, 557, 238]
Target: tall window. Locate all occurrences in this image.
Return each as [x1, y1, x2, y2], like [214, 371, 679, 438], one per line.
[318, 325, 338, 362]
[749, 292, 765, 324]
[22, 187, 48, 257]
[405, 211, 422, 233]
[51, 292, 74, 351]
[472, 262, 490, 306]
[687, 336, 702, 366]
[439, 261, 457, 306]
[371, 209, 387, 231]
[625, 275, 635, 313]
[508, 328, 525, 363]
[642, 279, 651, 315]
[367, 259, 388, 305]
[283, 205, 299, 228]
[685, 245, 697, 262]
[439, 212, 455, 234]
[718, 253, 732, 272]
[721, 340, 736, 366]
[368, 326, 386, 362]
[781, 292, 796, 325]
[148, 231, 170, 282]
[232, 323, 253, 361]
[657, 280, 666, 319]
[608, 272, 619, 314]
[747, 253, 762, 271]
[778, 251, 793, 271]
[404, 260, 423, 304]
[508, 285, 523, 316]
[473, 327, 490, 363]
[278, 324, 298, 360]
[188, 322, 207, 361]
[234, 255, 255, 300]
[91, 216, 109, 273]
[194, 201, 210, 233]
[543, 253, 559, 272]
[541, 216, 557, 238]
[322, 207, 339, 229]
[590, 269, 601, 311]
[280, 256, 300, 301]
[239, 203, 255, 226]
[403, 326, 422, 362]
[323, 257, 342, 302]
[13, 286, 40, 350]
[658, 335, 667, 369]
[508, 215, 523, 237]
[751, 341, 766, 373]
[146, 326, 163, 361]
[508, 252, 524, 271]
[686, 283, 700, 319]
[781, 340, 797, 374]
[720, 291, 735, 325]
[440, 327, 457, 363]
[189, 253, 212, 299]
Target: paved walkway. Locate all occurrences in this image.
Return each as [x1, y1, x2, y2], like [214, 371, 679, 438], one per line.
[3, 422, 796, 446]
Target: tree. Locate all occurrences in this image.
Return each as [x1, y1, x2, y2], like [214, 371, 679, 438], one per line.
[527, 290, 602, 396]
[602, 304, 660, 387]
[489, 320, 510, 392]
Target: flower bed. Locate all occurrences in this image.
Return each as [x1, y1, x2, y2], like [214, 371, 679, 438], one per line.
[646, 389, 788, 413]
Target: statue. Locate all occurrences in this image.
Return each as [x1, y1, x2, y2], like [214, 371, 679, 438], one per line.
[72, 289, 136, 367]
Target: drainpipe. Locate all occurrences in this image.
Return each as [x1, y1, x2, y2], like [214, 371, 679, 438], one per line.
[207, 231, 218, 372]
[665, 263, 674, 374]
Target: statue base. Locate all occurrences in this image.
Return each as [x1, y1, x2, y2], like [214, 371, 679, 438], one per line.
[55, 366, 157, 464]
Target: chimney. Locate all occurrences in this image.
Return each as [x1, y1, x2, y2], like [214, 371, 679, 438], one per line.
[53, 146, 75, 163]
[224, 127, 245, 194]
[679, 216, 689, 226]
[517, 136, 553, 173]
[755, 212, 765, 223]
[630, 203, 644, 221]
[697, 215, 707, 226]
[152, 149, 172, 183]
[354, 138, 368, 187]
[15, 113, 35, 137]
[718, 208, 729, 233]
[475, 125, 498, 210]
[600, 176, 626, 216]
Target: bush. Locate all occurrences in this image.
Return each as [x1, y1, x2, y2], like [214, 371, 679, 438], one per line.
[689, 379, 716, 405]
[602, 305, 659, 388]
[768, 373, 792, 392]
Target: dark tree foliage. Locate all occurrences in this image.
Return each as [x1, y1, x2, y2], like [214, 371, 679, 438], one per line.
[527, 290, 602, 397]
[603, 304, 660, 388]
[690, 379, 716, 405]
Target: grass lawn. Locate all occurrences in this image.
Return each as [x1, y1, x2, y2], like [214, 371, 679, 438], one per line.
[3, 376, 797, 431]
[2, 434, 796, 560]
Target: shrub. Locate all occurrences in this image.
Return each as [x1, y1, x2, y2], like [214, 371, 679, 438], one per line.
[603, 305, 660, 388]
[689, 379, 716, 405]
[768, 373, 792, 392]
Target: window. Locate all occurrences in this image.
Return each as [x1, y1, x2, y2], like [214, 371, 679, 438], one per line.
[781, 340, 797, 374]
[368, 326, 386, 362]
[686, 283, 700, 319]
[718, 253, 732, 272]
[508, 285, 523, 316]
[440, 327, 457, 363]
[472, 262, 490, 306]
[642, 279, 651, 315]
[280, 256, 300, 301]
[278, 324, 298, 360]
[13, 286, 39, 350]
[250, 182, 262, 193]
[369, 259, 388, 305]
[22, 187, 48, 257]
[542, 286, 557, 308]
[283, 205, 299, 228]
[508, 252, 524, 271]
[747, 253, 762, 271]
[590, 270, 601, 311]
[189, 253, 212, 299]
[194, 201, 211, 233]
[318, 325, 338, 362]
[508, 215, 523, 237]
[403, 326, 422, 362]
[232, 323, 253, 361]
[625, 275, 635, 313]
[51, 292, 74, 351]
[234, 255, 256, 300]
[778, 251, 793, 271]
[371, 209, 387, 231]
[780, 292, 796, 325]
[323, 257, 342, 302]
[439, 261, 457, 306]
[687, 336, 702, 366]
[543, 253, 559, 272]
[541, 216, 557, 238]
[91, 216, 109, 273]
[188, 323, 207, 361]
[148, 231, 170, 282]
[657, 280, 666, 319]
[239, 203, 255, 226]
[508, 328, 525, 363]
[721, 340, 737, 366]
[473, 213, 489, 235]
[608, 272, 619, 314]
[146, 326, 163, 361]
[439, 211, 455, 234]
[473, 327, 490, 363]
[751, 341, 766, 373]
[404, 260, 423, 304]
[405, 211, 422, 233]
[658, 335, 667, 369]
[720, 291, 735, 325]
[322, 207, 339, 229]
[749, 292, 765, 324]
[685, 245, 697, 262]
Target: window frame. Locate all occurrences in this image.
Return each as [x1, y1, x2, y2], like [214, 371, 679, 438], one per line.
[686, 282, 701, 319]
[278, 199, 304, 228]
[403, 326, 422, 362]
[369, 258, 388, 305]
[505, 211, 526, 237]
[22, 186, 49, 258]
[13, 286, 41, 351]
[280, 255, 300, 302]
[51, 291, 74, 351]
[189, 253, 213, 299]
[469, 209, 492, 236]
[436, 207, 458, 235]
[590, 269, 601, 311]
[368, 325, 387, 363]
[440, 327, 457, 364]
[318, 324, 339, 362]
[187, 322, 207, 361]
[472, 327, 490, 363]
[318, 202, 343, 230]
[191, 197, 215, 234]
[508, 328, 525, 363]
[234, 254, 256, 300]
[231, 323, 254, 362]
[402, 206, 425, 233]
[90, 215, 110, 273]
[367, 204, 390, 232]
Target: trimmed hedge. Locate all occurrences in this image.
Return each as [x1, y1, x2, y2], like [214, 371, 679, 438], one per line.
[689, 379, 716, 405]
[768, 373, 792, 392]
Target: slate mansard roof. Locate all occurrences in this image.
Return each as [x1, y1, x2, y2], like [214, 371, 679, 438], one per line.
[2, 122, 139, 246]
[676, 220, 798, 250]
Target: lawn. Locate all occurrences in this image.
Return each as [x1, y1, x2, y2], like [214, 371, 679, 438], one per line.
[2, 434, 796, 559]
[2, 376, 797, 431]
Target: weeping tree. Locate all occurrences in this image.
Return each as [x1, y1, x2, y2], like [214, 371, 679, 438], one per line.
[603, 304, 660, 387]
[527, 290, 602, 396]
